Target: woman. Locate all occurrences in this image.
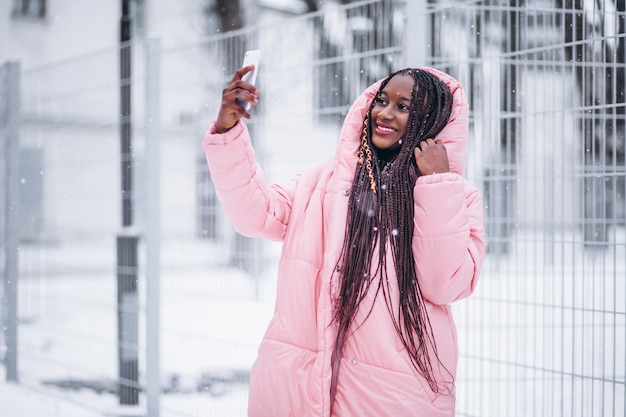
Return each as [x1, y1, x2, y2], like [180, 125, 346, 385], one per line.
[203, 66, 484, 417]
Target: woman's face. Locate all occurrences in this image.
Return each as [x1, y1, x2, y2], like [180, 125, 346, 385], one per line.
[370, 74, 414, 150]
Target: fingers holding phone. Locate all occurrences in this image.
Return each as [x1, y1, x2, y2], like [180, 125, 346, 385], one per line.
[215, 51, 261, 134]
[235, 50, 260, 111]
[233, 65, 260, 111]
[215, 66, 259, 133]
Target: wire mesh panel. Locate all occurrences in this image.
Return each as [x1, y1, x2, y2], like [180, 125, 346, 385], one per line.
[13, 47, 124, 412]
[427, 1, 625, 416]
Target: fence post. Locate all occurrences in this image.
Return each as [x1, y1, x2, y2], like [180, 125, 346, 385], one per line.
[402, 0, 430, 67]
[145, 35, 161, 417]
[117, 0, 140, 405]
[1, 61, 21, 383]
[116, 232, 140, 403]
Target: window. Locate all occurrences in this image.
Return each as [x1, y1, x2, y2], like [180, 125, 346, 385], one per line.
[12, 0, 46, 19]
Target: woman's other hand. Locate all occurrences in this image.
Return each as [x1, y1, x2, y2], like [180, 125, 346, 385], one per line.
[214, 65, 260, 133]
[414, 138, 450, 175]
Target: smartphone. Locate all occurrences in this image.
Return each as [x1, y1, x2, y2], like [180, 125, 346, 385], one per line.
[236, 50, 261, 111]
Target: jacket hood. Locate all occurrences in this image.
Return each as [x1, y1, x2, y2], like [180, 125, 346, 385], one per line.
[335, 67, 469, 176]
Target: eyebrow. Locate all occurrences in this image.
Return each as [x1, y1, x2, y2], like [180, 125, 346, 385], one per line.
[380, 90, 412, 103]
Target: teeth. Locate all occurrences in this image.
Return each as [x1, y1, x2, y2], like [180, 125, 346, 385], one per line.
[377, 125, 394, 132]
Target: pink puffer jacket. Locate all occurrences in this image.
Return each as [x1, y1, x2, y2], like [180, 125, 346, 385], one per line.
[203, 68, 484, 417]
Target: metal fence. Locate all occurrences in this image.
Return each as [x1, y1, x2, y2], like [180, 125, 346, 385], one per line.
[1, 0, 624, 416]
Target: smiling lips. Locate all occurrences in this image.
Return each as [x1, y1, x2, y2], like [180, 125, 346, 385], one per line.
[374, 122, 397, 135]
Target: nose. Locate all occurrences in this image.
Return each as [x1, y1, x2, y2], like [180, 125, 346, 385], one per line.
[378, 104, 395, 121]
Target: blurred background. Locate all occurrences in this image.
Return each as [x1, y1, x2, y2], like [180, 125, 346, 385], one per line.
[1, 0, 624, 416]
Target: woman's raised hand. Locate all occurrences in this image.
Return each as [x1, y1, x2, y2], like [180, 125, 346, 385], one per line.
[214, 66, 260, 133]
[414, 138, 450, 175]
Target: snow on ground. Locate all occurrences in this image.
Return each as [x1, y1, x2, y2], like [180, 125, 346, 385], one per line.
[2, 237, 278, 417]
[0, 374, 103, 417]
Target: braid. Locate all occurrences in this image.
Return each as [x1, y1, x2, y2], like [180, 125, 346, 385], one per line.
[330, 69, 454, 407]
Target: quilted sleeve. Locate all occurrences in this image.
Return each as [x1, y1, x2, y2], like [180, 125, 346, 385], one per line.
[412, 172, 485, 305]
[202, 120, 297, 241]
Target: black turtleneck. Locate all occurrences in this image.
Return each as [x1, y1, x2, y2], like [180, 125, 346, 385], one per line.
[374, 145, 401, 168]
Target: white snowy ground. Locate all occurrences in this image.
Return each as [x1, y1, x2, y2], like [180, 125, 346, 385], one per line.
[1, 237, 277, 417]
[0, 374, 95, 417]
[0, 367, 250, 417]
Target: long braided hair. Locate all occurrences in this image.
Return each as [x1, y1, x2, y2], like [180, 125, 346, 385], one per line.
[330, 68, 454, 406]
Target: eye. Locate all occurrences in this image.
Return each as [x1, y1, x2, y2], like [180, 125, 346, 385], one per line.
[374, 95, 387, 105]
[398, 103, 410, 111]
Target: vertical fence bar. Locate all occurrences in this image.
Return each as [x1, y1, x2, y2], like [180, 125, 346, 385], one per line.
[117, 233, 140, 403]
[120, 0, 134, 227]
[2, 61, 20, 383]
[402, 0, 429, 67]
[117, 0, 139, 405]
[145, 35, 161, 417]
